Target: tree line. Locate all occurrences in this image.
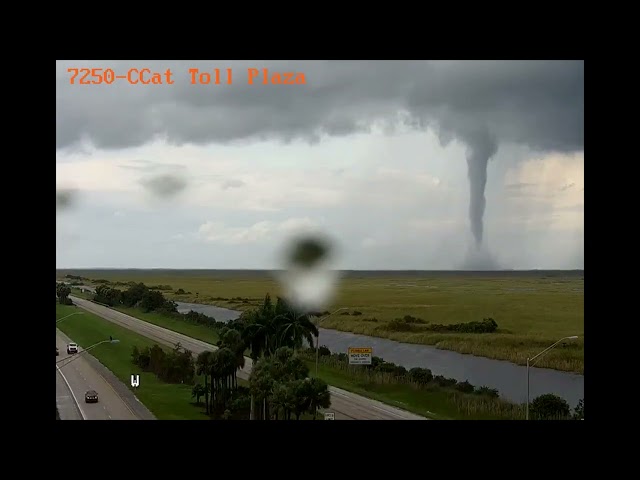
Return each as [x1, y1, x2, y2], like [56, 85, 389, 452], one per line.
[93, 283, 177, 313]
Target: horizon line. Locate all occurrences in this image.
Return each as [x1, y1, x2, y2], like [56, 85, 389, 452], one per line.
[56, 267, 584, 272]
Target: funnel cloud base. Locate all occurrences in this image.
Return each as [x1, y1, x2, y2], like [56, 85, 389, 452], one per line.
[460, 243, 501, 270]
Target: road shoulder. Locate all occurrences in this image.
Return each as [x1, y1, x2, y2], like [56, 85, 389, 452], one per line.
[56, 329, 156, 420]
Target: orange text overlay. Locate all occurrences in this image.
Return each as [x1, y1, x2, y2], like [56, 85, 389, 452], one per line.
[67, 68, 307, 86]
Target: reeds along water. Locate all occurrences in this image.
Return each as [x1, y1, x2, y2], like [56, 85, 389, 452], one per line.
[301, 352, 543, 420]
[452, 395, 526, 419]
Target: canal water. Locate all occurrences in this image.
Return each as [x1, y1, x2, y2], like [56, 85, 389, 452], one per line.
[174, 301, 585, 406]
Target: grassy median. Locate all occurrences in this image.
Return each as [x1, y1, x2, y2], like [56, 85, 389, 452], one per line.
[56, 303, 208, 420]
[115, 306, 220, 345]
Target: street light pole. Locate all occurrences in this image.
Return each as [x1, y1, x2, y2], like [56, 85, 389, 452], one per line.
[56, 312, 84, 323]
[315, 307, 349, 377]
[526, 335, 579, 420]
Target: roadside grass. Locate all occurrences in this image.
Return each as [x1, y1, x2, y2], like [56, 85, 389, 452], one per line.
[113, 306, 220, 345]
[56, 303, 208, 420]
[58, 269, 584, 372]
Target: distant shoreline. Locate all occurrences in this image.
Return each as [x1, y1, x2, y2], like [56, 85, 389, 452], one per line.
[56, 268, 584, 272]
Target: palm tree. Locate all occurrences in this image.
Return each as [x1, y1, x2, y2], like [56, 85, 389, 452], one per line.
[242, 295, 279, 358]
[306, 377, 331, 419]
[271, 382, 296, 420]
[191, 384, 206, 405]
[219, 328, 246, 389]
[196, 351, 214, 415]
[211, 347, 236, 413]
[249, 357, 276, 420]
[273, 298, 318, 351]
[242, 294, 278, 419]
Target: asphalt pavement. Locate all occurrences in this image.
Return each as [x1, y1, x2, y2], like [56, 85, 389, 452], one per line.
[56, 329, 150, 420]
[69, 295, 427, 420]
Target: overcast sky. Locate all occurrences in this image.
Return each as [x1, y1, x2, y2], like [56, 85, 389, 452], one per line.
[56, 60, 584, 270]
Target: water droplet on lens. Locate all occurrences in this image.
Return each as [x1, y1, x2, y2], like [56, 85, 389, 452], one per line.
[278, 233, 340, 313]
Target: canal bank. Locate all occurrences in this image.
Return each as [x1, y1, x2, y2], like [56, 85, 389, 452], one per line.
[174, 301, 584, 406]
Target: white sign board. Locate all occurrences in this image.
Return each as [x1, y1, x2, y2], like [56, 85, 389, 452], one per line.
[348, 347, 372, 365]
[324, 412, 335, 420]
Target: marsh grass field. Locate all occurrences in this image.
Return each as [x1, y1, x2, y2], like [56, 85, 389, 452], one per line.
[58, 269, 584, 373]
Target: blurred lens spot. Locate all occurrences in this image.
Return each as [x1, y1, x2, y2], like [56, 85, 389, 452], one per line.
[286, 236, 330, 269]
[56, 189, 77, 211]
[278, 233, 340, 313]
[141, 174, 187, 199]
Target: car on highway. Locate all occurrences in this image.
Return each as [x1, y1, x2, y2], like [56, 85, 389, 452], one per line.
[67, 343, 78, 354]
[56, 347, 59, 356]
[84, 390, 99, 403]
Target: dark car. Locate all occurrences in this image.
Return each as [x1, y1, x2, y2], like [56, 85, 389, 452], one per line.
[84, 390, 99, 403]
[56, 347, 59, 356]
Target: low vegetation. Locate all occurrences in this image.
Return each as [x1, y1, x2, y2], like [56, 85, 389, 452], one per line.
[63, 282, 582, 419]
[57, 269, 584, 372]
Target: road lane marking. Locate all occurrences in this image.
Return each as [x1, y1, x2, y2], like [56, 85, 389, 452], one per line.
[58, 325, 139, 420]
[93, 365, 139, 419]
[56, 365, 86, 420]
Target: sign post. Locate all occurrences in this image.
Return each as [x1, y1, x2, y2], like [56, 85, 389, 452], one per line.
[348, 347, 373, 365]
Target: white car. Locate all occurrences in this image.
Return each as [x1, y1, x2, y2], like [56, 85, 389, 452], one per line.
[67, 343, 78, 354]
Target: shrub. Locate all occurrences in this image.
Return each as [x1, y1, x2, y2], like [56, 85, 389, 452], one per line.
[530, 394, 570, 420]
[433, 375, 457, 388]
[401, 315, 428, 324]
[408, 367, 433, 385]
[455, 380, 474, 394]
[425, 317, 498, 333]
[385, 319, 426, 332]
[474, 386, 499, 398]
[318, 345, 331, 357]
[572, 398, 584, 420]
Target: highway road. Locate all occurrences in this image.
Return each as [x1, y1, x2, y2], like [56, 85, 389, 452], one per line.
[56, 329, 143, 420]
[69, 295, 427, 420]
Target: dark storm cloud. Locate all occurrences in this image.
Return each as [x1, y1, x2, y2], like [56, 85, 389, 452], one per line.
[56, 60, 583, 153]
[57, 60, 583, 263]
